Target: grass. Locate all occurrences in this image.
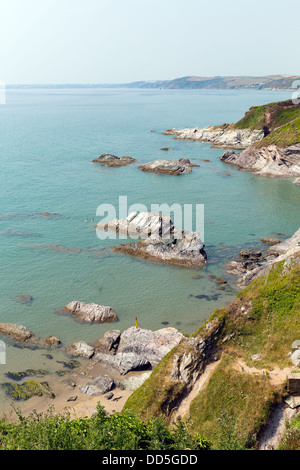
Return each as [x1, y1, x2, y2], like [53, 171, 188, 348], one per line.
[188, 354, 282, 449]
[254, 116, 300, 148]
[231, 99, 300, 147]
[123, 347, 187, 421]
[125, 254, 300, 449]
[221, 258, 300, 368]
[277, 415, 300, 450]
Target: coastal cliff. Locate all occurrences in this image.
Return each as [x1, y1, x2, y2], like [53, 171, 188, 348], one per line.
[124, 228, 300, 448]
[164, 99, 300, 179]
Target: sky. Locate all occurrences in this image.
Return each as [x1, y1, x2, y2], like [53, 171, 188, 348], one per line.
[0, 0, 299, 84]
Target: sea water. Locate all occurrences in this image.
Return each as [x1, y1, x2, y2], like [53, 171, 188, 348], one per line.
[0, 87, 299, 412]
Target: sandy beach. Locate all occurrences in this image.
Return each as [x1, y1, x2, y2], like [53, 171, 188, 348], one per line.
[2, 360, 137, 422]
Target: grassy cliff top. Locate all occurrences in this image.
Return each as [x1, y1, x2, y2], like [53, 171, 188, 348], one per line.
[124, 253, 300, 448]
[232, 99, 300, 147]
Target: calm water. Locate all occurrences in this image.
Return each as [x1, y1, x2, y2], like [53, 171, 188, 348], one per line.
[0, 87, 299, 411]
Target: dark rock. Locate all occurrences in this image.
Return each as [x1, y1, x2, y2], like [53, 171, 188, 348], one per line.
[93, 330, 121, 354]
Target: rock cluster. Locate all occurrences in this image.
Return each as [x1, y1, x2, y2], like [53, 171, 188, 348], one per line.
[92, 154, 136, 167]
[0, 323, 61, 349]
[225, 228, 300, 287]
[65, 326, 184, 376]
[97, 211, 207, 268]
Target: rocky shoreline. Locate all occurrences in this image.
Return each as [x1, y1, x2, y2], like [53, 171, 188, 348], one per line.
[163, 100, 300, 180]
[0, 323, 185, 417]
[162, 126, 264, 149]
[220, 145, 300, 178]
[225, 228, 300, 287]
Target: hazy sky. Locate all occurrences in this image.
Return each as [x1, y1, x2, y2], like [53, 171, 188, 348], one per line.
[0, 0, 299, 84]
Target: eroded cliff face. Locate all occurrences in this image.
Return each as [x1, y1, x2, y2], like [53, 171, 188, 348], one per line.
[220, 144, 300, 177]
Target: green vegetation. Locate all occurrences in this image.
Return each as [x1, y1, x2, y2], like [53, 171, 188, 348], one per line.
[125, 255, 300, 449]
[1, 254, 299, 450]
[188, 355, 282, 449]
[123, 347, 187, 421]
[277, 415, 300, 450]
[0, 404, 211, 450]
[255, 116, 300, 148]
[222, 257, 300, 368]
[232, 99, 300, 147]
[0, 381, 55, 401]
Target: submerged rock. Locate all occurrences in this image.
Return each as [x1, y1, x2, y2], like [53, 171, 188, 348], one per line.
[0, 380, 55, 401]
[62, 301, 117, 324]
[98, 211, 207, 268]
[92, 154, 136, 167]
[5, 369, 49, 381]
[0, 323, 61, 349]
[138, 158, 199, 175]
[13, 295, 34, 304]
[260, 237, 282, 245]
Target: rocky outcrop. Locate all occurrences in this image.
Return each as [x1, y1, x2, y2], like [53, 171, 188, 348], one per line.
[225, 228, 300, 287]
[220, 144, 300, 177]
[62, 301, 117, 324]
[293, 177, 300, 185]
[92, 154, 136, 167]
[66, 326, 184, 377]
[93, 326, 184, 375]
[0, 323, 61, 349]
[98, 211, 207, 268]
[163, 126, 264, 149]
[117, 326, 184, 366]
[138, 158, 199, 175]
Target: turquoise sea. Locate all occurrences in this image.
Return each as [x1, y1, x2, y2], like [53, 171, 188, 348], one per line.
[0, 87, 299, 412]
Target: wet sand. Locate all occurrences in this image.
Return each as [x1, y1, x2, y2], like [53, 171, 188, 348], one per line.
[2, 360, 135, 422]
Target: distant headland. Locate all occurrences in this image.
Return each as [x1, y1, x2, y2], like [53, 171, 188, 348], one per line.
[6, 74, 300, 90]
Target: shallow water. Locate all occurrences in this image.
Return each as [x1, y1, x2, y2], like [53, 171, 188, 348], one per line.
[0, 87, 299, 413]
